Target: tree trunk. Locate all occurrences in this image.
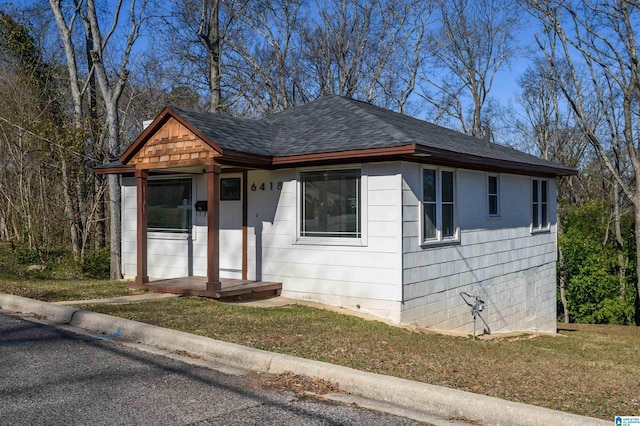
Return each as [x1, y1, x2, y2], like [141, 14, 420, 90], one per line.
[198, 0, 222, 113]
[60, 157, 81, 260]
[557, 209, 570, 323]
[634, 205, 640, 309]
[105, 103, 122, 279]
[614, 182, 627, 298]
[95, 176, 106, 249]
[558, 246, 570, 323]
[108, 174, 121, 279]
[209, 0, 221, 112]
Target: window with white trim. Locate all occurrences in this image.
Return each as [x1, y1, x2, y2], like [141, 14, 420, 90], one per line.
[532, 178, 549, 231]
[423, 168, 457, 242]
[488, 174, 499, 217]
[300, 169, 361, 238]
[148, 178, 192, 233]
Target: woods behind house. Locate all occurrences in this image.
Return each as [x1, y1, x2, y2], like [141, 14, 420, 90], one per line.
[0, 0, 638, 324]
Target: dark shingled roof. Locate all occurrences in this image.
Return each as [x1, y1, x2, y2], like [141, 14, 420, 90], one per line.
[168, 106, 274, 156]
[117, 95, 575, 176]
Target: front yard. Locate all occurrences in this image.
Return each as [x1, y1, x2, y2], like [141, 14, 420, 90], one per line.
[1, 276, 638, 420]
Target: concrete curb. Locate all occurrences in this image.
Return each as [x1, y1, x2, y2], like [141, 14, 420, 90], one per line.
[0, 293, 608, 426]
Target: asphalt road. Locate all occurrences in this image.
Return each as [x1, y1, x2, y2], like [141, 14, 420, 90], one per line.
[0, 312, 424, 426]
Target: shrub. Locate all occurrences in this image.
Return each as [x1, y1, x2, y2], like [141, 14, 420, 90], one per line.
[559, 201, 637, 325]
[81, 247, 110, 279]
[15, 247, 40, 264]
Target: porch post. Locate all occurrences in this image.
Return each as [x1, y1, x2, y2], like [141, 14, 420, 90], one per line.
[206, 160, 221, 291]
[242, 170, 248, 280]
[135, 169, 149, 286]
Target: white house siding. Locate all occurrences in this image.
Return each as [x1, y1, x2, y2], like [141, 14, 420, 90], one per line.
[121, 173, 244, 280]
[247, 163, 403, 322]
[191, 173, 244, 279]
[401, 162, 557, 333]
[121, 177, 137, 278]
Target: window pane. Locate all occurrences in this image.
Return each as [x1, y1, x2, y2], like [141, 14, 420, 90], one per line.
[423, 203, 436, 239]
[442, 171, 454, 203]
[541, 180, 548, 203]
[532, 180, 539, 202]
[148, 178, 192, 232]
[221, 178, 241, 201]
[488, 176, 497, 194]
[442, 204, 454, 237]
[423, 169, 436, 202]
[532, 203, 539, 228]
[301, 170, 360, 238]
[541, 202, 548, 226]
[489, 195, 498, 216]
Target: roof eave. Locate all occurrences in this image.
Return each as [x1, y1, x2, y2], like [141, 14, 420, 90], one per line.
[93, 163, 136, 176]
[271, 144, 417, 166]
[411, 146, 577, 177]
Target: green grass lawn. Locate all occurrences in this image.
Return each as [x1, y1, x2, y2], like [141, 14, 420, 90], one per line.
[1, 276, 638, 420]
[0, 275, 138, 301]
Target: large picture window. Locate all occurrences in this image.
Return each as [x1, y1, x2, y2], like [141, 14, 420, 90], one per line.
[423, 168, 457, 242]
[532, 178, 549, 232]
[148, 178, 192, 233]
[300, 169, 361, 238]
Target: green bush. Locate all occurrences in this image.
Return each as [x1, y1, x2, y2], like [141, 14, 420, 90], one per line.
[559, 201, 637, 325]
[15, 247, 40, 264]
[81, 247, 110, 279]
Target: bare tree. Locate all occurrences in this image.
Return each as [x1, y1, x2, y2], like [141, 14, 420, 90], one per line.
[49, 0, 150, 278]
[224, 0, 307, 114]
[419, 0, 520, 137]
[515, 57, 589, 167]
[302, 0, 431, 112]
[159, 0, 250, 113]
[522, 0, 640, 308]
[0, 10, 70, 250]
[514, 56, 592, 323]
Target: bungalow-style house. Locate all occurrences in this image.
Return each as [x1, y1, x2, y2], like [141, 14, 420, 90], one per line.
[97, 96, 575, 334]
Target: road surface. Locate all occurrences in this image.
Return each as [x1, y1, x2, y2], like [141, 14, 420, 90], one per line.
[0, 312, 425, 425]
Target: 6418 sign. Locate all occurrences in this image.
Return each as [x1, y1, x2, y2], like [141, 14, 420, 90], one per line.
[251, 181, 282, 191]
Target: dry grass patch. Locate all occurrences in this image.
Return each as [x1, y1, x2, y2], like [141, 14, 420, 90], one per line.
[0, 276, 139, 301]
[82, 297, 640, 420]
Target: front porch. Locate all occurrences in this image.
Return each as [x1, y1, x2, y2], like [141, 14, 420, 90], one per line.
[130, 276, 282, 300]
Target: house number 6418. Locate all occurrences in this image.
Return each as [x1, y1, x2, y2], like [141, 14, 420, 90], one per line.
[251, 182, 282, 191]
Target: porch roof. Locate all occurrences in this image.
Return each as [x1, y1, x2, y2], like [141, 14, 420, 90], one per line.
[97, 96, 577, 177]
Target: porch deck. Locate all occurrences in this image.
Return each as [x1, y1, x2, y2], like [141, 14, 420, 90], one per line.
[130, 277, 282, 300]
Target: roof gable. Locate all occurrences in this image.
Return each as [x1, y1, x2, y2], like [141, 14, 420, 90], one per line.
[120, 107, 226, 168]
[127, 116, 220, 169]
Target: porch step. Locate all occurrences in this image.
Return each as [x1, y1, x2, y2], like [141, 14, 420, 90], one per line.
[129, 277, 282, 301]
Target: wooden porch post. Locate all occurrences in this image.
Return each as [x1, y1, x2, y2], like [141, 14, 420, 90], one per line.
[135, 169, 149, 286]
[206, 160, 221, 292]
[242, 170, 248, 280]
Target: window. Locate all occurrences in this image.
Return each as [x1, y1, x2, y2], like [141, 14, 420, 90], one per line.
[148, 178, 192, 233]
[423, 168, 457, 242]
[221, 177, 241, 201]
[532, 178, 549, 231]
[488, 175, 499, 217]
[300, 169, 361, 238]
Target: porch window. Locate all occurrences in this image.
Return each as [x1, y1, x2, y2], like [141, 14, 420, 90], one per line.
[148, 178, 192, 233]
[221, 177, 241, 201]
[300, 169, 361, 238]
[422, 168, 457, 242]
